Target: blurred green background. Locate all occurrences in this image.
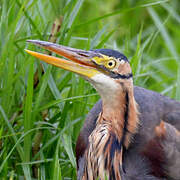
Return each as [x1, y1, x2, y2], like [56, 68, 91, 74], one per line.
[0, 0, 180, 179]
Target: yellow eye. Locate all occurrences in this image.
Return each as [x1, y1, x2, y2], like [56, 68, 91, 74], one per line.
[106, 60, 116, 69]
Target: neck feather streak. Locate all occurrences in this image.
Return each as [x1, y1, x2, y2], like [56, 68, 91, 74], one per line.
[82, 87, 139, 179]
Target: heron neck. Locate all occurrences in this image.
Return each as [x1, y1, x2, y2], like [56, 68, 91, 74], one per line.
[83, 84, 139, 179]
[99, 85, 139, 148]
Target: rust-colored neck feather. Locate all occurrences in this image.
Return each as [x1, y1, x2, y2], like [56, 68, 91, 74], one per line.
[99, 81, 139, 148]
[82, 81, 139, 180]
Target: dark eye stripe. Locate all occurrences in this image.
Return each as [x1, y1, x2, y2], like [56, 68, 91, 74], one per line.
[110, 72, 133, 79]
[92, 61, 133, 79]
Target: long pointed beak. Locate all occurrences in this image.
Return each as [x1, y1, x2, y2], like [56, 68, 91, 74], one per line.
[25, 40, 101, 78]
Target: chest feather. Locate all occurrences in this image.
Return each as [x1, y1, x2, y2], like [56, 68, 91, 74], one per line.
[82, 123, 123, 180]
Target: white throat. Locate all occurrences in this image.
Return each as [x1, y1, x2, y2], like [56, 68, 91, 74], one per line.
[90, 73, 120, 105]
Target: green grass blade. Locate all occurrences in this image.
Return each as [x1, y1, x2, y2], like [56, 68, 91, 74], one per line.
[23, 55, 34, 179]
[52, 138, 62, 180]
[148, 7, 180, 99]
[62, 134, 76, 168]
[75, 0, 169, 28]
[37, 93, 98, 112]
[33, 65, 52, 114]
[90, 25, 107, 49]
[67, 0, 84, 29]
[162, 3, 180, 24]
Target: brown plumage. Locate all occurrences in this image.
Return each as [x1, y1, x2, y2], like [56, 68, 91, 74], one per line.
[74, 55, 180, 178]
[76, 88, 180, 179]
[81, 78, 139, 179]
[75, 55, 141, 179]
[25, 41, 180, 180]
[143, 121, 180, 179]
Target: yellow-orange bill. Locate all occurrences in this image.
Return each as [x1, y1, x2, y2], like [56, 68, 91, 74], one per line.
[25, 49, 98, 78]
